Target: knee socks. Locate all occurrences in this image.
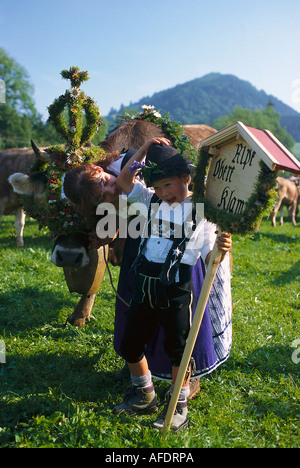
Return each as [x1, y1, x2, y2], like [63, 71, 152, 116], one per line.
[130, 371, 190, 402]
[169, 383, 190, 401]
[131, 370, 152, 388]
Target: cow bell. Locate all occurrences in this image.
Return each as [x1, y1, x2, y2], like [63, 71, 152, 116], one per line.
[63, 246, 108, 295]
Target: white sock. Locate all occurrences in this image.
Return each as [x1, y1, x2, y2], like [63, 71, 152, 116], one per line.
[170, 383, 190, 401]
[131, 370, 152, 388]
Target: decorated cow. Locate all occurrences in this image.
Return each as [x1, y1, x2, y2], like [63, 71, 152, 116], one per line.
[0, 147, 36, 247]
[9, 67, 216, 326]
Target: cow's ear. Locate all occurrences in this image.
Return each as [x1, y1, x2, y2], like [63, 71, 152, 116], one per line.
[8, 173, 34, 195]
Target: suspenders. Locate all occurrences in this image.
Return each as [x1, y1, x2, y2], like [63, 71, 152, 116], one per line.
[132, 194, 197, 285]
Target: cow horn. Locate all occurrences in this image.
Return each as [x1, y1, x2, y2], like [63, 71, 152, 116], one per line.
[31, 140, 51, 163]
[31, 139, 42, 158]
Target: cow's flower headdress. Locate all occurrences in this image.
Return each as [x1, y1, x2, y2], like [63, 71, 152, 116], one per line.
[113, 105, 198, 164]
[23, 67, 107, 236]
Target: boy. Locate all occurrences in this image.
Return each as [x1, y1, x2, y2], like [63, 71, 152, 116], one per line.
[114, 138, 231, 431]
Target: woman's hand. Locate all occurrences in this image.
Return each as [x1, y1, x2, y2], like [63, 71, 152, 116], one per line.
[133, 137, 171, 161]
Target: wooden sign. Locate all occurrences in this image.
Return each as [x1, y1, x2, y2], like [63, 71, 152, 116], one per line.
[205, 139, 260, 216]
[193, 121, 300, 234]
[162, 121, 300, 434]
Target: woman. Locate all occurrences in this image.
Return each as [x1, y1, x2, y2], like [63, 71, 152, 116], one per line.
[63, 149, 138, 245]
[63, 151, 128, 216]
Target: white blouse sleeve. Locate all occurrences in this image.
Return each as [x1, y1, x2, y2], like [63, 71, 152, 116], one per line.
[186, 218, 217, 264]
[125, 180, 154, 207]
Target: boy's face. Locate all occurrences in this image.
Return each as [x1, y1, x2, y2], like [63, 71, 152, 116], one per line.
[152, 175, 189, 205]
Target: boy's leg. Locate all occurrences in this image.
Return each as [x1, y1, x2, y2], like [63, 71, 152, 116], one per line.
[152, 282, 193, 431]
[114, 277, 161, 416]
[152, 365, 190, 431]
[113, 358, 158, 415]
[114, 291, 159, 417]
[172, 365, 191, 389]
[128, 357, 150, 377]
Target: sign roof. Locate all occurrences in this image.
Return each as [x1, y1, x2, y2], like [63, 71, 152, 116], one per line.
[200, 121, 300, 175]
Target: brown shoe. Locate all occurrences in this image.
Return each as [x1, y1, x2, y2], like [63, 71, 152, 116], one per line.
[164, 378, 200, 401]
[188, 378, 200, 400]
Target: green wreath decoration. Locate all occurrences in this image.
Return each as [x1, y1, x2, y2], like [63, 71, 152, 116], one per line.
[22, 67, 107, 236]
[114, 105, 198, 163]
[48, 67, 102, 149]
[192, 146, 278, 233]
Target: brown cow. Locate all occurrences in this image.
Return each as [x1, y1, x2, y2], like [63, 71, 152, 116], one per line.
[9, 120, 217, 325]
[99, 120, 217, 153]
[271, 176, 300, 226]
[0, 147, 36, 247]
[182, 124, 217, 148]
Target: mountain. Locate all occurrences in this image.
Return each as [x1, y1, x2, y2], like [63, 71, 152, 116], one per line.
[106, 73, 300, 140]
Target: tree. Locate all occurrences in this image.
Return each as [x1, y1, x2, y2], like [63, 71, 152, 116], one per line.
[0, 48, 64, 148]
[0, 106, 32, 150]
[0, 48, 38, 148]
[0, 48, 36, 118]
[213, 104, 295, 152]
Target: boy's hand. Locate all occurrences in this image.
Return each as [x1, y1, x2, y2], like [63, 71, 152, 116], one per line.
[117, 137, 171, 195]
[205, 231, 232, 265]
[216, 231, 232, 252]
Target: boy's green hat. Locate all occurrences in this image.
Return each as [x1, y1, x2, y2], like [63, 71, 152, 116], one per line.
[144, 144, 192, 186]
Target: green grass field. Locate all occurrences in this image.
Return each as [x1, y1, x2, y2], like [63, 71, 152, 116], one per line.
[0, 215, 299, 448]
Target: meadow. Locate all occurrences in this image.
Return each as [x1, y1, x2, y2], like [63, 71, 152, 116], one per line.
[0, 214, 299, 448]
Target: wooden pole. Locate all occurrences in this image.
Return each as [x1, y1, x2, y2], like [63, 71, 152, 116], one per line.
[162, 233, 224, 435]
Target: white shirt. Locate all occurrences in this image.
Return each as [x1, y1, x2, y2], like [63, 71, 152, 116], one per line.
[126, 180, 217, 266]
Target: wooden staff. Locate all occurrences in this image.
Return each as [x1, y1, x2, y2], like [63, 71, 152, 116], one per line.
[162, 232, 224, 435]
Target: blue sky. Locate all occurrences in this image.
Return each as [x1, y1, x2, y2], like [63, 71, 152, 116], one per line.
[1, 0, 300, 121]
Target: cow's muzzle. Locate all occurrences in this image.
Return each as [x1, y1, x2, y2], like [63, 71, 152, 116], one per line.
[51, 245, 90, 268]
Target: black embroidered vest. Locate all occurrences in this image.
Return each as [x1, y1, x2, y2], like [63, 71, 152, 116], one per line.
[132, 194, 197, 285]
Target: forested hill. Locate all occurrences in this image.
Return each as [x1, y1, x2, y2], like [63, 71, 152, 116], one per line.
[106, 73, 300, 140]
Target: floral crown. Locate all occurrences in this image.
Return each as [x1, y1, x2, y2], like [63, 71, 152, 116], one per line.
[23, 67, 107, 236]
[114, 105, 198, 164]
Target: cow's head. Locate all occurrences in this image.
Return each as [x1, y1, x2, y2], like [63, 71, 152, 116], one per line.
[8, 171, 48, 206]
[9, 170, 115, 268]
[8, 140, 52, 205]
[51, 233, 90, 268]
[50, 232, 125, 269]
